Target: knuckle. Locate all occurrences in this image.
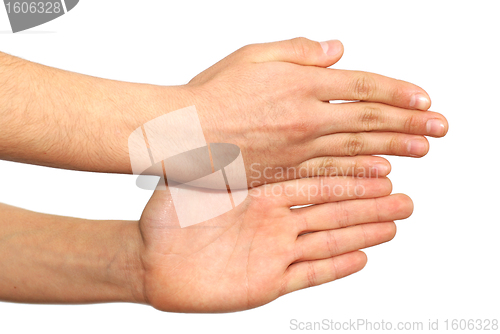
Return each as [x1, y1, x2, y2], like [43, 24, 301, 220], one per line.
[335, 201, 351, 228]
[292, 241, 305, 262]
[345, 133, 365, 156]
[360, 225, 369, 247]
[292, 36, 310, 44]
[352, 74, 375, 100]
[353, 177, 366, 197]
[391, 82, 406, 102]
[386, 135, 401, 153]
[330, 256, 341, 281]
[372, 197, 383, 222]
[297, 213, 310, 234]
[280, 114, 313, 140]
[288, 118, 311, 137]
[360, 105, 383, 132]
[352, 158, 365, 177]
[314, 178, 336, 203]
[325, 230, 340, 257]
[314, 157, 341, 176]
[306, 261, 318, 288]
[290, 37, 312, 60]
[403, 114, 420, 133]
[236, 44, 255, 58]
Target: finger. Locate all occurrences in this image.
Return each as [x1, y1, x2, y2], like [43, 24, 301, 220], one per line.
[311, 132, 430, 158]
[265, 176, 392, 207]
[140, 178, 182, 230]
[295, 155, 392, 178]
[316, 102, 448, 137]
[282, 251, 367, 295]
[293, 194, 413, 233]
[239, 37, 344, 67]
[310, 68, 431, 110]
[294, 222, 396, 262]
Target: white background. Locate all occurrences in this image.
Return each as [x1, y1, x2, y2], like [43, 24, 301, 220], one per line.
[0, 1, 499, 333]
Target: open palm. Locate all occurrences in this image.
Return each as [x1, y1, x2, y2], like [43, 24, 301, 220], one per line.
[138, 176, 412, 312]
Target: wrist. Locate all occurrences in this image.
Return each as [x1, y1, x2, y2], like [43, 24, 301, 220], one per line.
[0, 204, 147, 304]
[111, 219, 147, 304]
[91, 82, 195, 174]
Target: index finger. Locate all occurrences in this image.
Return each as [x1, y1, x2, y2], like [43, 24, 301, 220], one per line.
[259, 176, 393, 207]
[311, 68, 432, 110]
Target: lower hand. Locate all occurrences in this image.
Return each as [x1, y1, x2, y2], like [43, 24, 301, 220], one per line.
[138, 175, 413, 312]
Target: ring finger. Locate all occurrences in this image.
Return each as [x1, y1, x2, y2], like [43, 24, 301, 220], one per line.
[317, 101, 448, 138]
[312, 132, 429, 158]
[293, 222, 397, 262]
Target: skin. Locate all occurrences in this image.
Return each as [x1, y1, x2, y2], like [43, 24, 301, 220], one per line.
[0, 38, 448, 186]
[0, 38, 447, 311]
[0, 176, 413, 312]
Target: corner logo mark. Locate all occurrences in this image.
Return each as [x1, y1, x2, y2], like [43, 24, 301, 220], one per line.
[128, 106, 248, 228]
[3, 0, 79, 33]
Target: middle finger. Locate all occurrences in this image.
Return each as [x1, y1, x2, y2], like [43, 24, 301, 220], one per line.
[314, 101, 448, 138]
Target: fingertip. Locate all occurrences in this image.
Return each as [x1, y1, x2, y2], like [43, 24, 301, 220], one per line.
[421, 136, 430, 156]
[384, 176, 393, 195]
[319, 39, 344, 67]
[337, 251, 368, 278]
[384, 221, 398, 241]
[429, 114, 449, 137]
[391, 193, 414, 219]
[407, 136, 429, 157]
[372, 157, 392, 177]
[367, 176, 393, 197]
[443, 118, 449, 136]
[409, 93, 431, 110]
[385, 159, 392, 175]
[355, 250, 368, 269]
[240, 37, 344, 66]
[404, 194, 415, 217]
[319, 39, 343, 56]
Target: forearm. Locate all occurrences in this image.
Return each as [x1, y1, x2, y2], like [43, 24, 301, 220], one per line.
[0, 52, 189, 173]
[0, 203, 145, 304]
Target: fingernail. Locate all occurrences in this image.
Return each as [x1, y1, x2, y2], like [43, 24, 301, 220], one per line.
[426, 119, 445, 136]
[319, 40, 342, 56]
[407, 139, 428, 156]
[409, 93, 431, 110]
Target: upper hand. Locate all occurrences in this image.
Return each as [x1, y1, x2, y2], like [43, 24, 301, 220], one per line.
[179, 38, 448, 187]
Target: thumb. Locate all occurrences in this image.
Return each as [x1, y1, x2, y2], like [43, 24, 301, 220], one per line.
[241, 37, 344, 67]
[140, 178, 179, 226]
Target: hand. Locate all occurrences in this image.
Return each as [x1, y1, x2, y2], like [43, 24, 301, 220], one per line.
[138, 176, 413, 312]
[0, 40, 448, 180]
[177, 38, 448, 186]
